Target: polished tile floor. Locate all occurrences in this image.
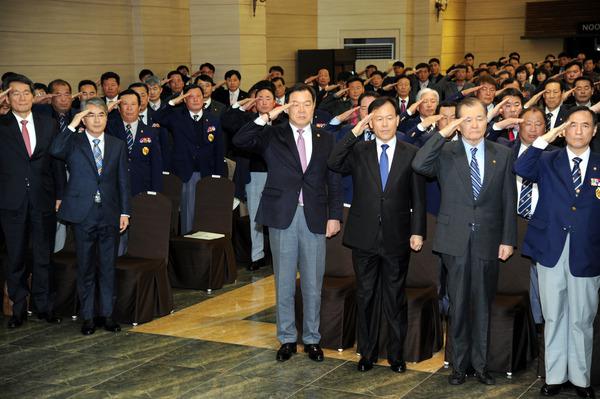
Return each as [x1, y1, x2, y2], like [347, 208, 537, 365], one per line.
[0, 265, 586, 398]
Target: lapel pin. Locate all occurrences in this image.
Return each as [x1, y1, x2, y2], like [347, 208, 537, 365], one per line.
[317, 133, 320, 138]
[492, 159, 496, 164]
[594, 166, 598, 171]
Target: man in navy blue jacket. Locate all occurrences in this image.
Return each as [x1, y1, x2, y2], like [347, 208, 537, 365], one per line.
[233, 83, 343, 364]
[514, 106, 600, 398]
[50, 97, 130, 335]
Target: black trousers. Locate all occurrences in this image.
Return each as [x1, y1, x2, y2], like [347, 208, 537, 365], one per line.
[442, 233, 499, 373]
[0, 195, 55, 316]
[352, 231, 410, 364]
[73, 203, 119, 320]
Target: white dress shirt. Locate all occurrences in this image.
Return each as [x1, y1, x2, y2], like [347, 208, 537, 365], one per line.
[204, 98, 212, 109]
[290, 122, 313, 166]
[85, 131, 105, 156]
[516, 142, 540, 213]
[375, 135, 397, 172]
[229, 89, 240, 105]
[138, 108, 148, 125]
[124, 120, 139, 141]
[544, 106, 560, 130]
[149, 99, 162, 111]
[189, 109, 203, 121]
[105, 96, 118, 105]
[13, 111, 36, 153]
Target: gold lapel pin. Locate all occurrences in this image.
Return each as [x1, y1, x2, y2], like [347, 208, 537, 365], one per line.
[492, 159, 496, 164]
[594, 166, 598, 171]
[317, 133, 320, 138]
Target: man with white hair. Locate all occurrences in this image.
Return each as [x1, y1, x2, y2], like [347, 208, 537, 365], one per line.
[399, 88, 442, 146]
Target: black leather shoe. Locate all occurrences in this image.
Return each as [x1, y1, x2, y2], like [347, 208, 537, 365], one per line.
[390, 361, 406, 373]
[448, 370, 466, 385]
[81, 319, 95, 335]
[475, 370, 495, 385]
[104, 318, 121, 332]
[357, 358, 373, 372]
[540, 383, 562, 396]
[304, 344, 324, 362]
[93, 316, 106, 327]
[276, 342, 297, 362]
[575, 386, 595, 398]
[247, 258, 265, 271]
[37, 312, 62, 324]
[7, 315, 24, 329]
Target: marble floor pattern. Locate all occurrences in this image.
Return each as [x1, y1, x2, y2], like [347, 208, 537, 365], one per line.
[0, 264, 588, 398]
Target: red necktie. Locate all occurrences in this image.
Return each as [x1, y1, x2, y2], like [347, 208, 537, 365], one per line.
[400, 100, 406, 114]
[20, 120, 32, 157]
[350, 109, 359, 125]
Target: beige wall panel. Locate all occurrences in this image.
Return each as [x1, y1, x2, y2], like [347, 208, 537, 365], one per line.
[266, 15, 317, 37]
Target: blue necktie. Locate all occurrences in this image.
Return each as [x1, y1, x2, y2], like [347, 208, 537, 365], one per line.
[517, 179, 533, 219]
[572, 157, 583, 195]
[470, 147, 482, 200]
[380, 144, 389, 189]
[126, 124, 133, 154]
[365, 129, 373, 141]
[92, 138, 103, 175]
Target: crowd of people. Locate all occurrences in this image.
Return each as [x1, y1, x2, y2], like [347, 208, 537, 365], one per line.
[1, 50, 600, 397]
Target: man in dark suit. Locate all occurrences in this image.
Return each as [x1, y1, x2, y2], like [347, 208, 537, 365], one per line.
[328, 96, 426, 372]
[50, 97, 130, 335]
[233, 83, 343, 363]
[194, 75, 226, 118]
[72, 80, 98, 111]
[412, 97, 517, 386]
[144, 76, 166, 112]
[433, 65, 474, 101]
[541, 79, 570, 143]
[514, 106, 599, 398]
[107, 89, 163, 196]
[212, 70, 248, 107]
[0, 74, 65, 328]
[100, 71, 120, 106]
[33, 79, 78, 130]
[485, 88, 524, 142]
[409, 63, 434, 99]
[319, 77, 364, 123]
[154, 84, 225, 234]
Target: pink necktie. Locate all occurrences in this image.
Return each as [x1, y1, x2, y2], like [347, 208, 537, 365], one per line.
[21, 120, 32, 157]
[296, 129, 307, 204]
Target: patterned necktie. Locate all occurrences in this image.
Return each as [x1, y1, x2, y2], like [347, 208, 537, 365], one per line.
[139, 114, 144, 124]
[92, 138, 103, 175]
[193, 114, 200, 122]
[296, 129, 307, 204]
[380, 144, 390, 189]
[572, 157, 583, 194]
[400, 99, 406, 114]
[517, 179, 533, 219]
[545, 112, 553, 132]
[365, 129, 373, 141]
[58, 113, 67, 132]
[20, 120, 32, 157]
[470, 147, 482, 200]
[126, 124, 133, 154]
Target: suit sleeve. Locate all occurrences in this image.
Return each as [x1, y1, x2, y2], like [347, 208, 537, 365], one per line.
[214, 124, 225, 176]
[150, 132, 163, 193]
[326, 138, 344, 221]
[327, 130, 358, 175]
[501, 152, 518, 247]
[117, 142, 131, 215]
[410, 162, 427, 239]
[48, 119, 67, 200]
[513, 144, 544, 182]
[231, 120, 271, 154]
[49, 126, 77, 160]
[411, 131, 445, 178]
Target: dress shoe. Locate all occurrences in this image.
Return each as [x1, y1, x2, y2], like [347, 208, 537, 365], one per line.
[575, 386, 596, 398]
[303, 344, 324, 362]
[81, 319, 95, 335]
[93, 316, 106, 327]
[7, 315, 24, 329]
[276, 342, 297, 362]
[540, 383, 562, 396]
[247, 258, 265, 271]
[448, 370, 466, 385]
[357, 358, 373, 372]
[474, 370, 495, 385]
[104, 318, 121, 332]
[37, 312, 62, 324]
[390, 361, 406, 373]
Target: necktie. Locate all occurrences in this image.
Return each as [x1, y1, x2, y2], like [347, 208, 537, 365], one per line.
[572, 157, 583, 194]
[296, 129, 308, 204]
[380, 144, 390, 189]
[350, 108, 359, 125]
[126, 124, 133, 154]
[92, 138, 103, 175]
[470, 147, 482, 200]
[193, 114, 199, 122]
[508, 127, 516, 141]
[139, 114, 144, 124]
[545, 112, 553, 132]
[20, 120, 32, 157]
[400, 99, 406, 114]
[58, 113, 67, 132]
[365, 129, 373, 141]
[517, 179, 533, 219]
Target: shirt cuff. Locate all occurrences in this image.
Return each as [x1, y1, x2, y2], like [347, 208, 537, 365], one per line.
[492, 123, 501, 131]
[417, 123, 426, 132]
[68, 126, 76, 132]
[168, 100, 175, 106]
[329, 117, 341, 126]
[120, 214, 130, 218]
[232, 102, 241, 110]
[532, 136, 549, 150]
[254, 117, 267, 126]
[406, 109, 413, 116]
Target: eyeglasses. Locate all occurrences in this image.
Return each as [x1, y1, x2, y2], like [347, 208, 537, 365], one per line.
[84, 113, 107, 119]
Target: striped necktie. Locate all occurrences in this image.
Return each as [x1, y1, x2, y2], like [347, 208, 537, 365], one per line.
[92, 139, 103, 175]
[470, 147, 482, 200]
[572, 157, 583, 195]
[545, 112, 553, 132]
[126, 124, 133, 154]
[517, 179, 533, 219]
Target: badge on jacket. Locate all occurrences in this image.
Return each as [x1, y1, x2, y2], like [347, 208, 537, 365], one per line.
[591, 178, 600, 187]
[139, 137, 152, 144]
[208, 133, 214, 142]
[596, 187, 600, 200]
[142, 146, 150, 156]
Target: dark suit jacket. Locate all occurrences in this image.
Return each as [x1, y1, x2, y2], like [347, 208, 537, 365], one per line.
[412, 134, 517, 260]
[328, 131, 426, 254]
[154, 106, 225, 182]
[514, 146, 600, 277]
[543, 104, 570, 147]
[318, 95, 353, 119]
[0, 112, 66, 211]
[50, 127, 130, 226]
[106, 119, 163, 196]
[433, 76, 474, 101]
[211, 87, 248, 108]
[233, 121, 343, 234]
[205, 99, 226, 119]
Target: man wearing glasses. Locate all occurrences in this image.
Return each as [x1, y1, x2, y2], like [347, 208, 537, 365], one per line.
[50, 97, 130, 335]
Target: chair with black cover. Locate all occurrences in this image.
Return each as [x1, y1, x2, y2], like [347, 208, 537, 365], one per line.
[445, 217, 537, 376]
[112, 192, 173, 325]
[294, 206, 357, 351]
[377, 213, 444, 363]
[169, 177, 237, 292]
[162, 172, 183, 237]
[52, 226, 79, 318]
